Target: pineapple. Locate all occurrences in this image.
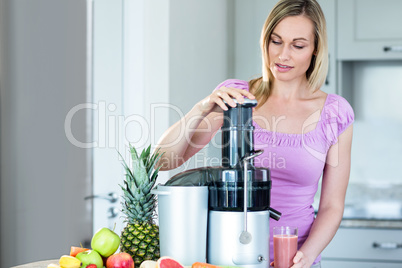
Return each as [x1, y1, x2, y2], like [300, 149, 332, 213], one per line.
[119, 144, 163, 266]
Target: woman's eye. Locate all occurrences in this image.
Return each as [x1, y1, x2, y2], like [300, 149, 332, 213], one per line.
[294, 45, 304, 49]
[271, 40, 281, 45]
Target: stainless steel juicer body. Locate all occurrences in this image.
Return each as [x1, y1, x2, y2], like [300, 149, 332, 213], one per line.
[208, 210, 270, 266]
[154, 99, 281, 267]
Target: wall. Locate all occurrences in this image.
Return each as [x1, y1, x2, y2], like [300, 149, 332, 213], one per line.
[232, 0, 276, 80]
[349, 60, 402, 185]
[0, 0, 92, 266]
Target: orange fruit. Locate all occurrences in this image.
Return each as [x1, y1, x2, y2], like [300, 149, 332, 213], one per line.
[157, 257, 184, 268]
[69, 246, 90, 257]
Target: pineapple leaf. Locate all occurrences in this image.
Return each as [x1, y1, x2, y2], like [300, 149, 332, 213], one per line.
[120, 177, 136, 200]
[143, 184, 154, 197]
[133, 158, 148, 186]
[119, 144, 164, 223]
[150, 165, 162, 182]
[147, 153, 163, 182]
[122, 209, 137, 220]
[129, 145, 147, 185]
[129, 144, 139, 161]
[119, 188, 131, 201]
[141, 145, 151, 164]
[118, 151, 139, 189]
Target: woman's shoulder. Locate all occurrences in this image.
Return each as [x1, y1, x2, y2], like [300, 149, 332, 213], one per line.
[214, 79, 249, 91]
[324, 94, 354, 115]
[325, 93, 351, 106]
[322, 93, 355, 135]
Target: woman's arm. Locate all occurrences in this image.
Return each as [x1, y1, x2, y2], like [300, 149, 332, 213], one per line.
[155, 86, 255, 170]
[155, 107, 222, 170]
[292, 124, 353, 267]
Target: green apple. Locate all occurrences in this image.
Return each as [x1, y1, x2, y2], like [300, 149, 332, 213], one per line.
[91, 227, 121, 257]
[76, 250, 103, 268]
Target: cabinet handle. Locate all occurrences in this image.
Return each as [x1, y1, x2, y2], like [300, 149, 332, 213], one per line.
[383, 46, 402, 53]
[372, 242, 402, 249]
[84, 192, 119, 203]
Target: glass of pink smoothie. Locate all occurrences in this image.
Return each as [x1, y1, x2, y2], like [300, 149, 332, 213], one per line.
[273, 226, 298, 268]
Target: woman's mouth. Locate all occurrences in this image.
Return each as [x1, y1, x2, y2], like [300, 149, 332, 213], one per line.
[275, 63, 293, 72]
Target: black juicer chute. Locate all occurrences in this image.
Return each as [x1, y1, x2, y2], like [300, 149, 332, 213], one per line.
[166, 99, 281, 220]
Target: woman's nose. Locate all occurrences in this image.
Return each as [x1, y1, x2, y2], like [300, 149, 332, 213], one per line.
[278, 46, 291, 61]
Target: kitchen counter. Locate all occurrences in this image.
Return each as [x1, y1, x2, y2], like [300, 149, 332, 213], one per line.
[314, 182, 402, 228]
[340, 219, 402, 229]
[11, 259, 58, 268]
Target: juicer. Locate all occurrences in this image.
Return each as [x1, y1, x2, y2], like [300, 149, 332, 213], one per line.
[153, 99, 281, 268]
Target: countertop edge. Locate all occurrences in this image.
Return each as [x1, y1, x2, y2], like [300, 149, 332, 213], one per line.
[340, 219, 402, 229]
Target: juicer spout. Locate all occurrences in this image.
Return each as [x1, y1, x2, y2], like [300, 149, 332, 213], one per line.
[269, 207, 282, 221]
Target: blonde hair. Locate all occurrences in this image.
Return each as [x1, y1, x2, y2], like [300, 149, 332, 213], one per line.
[250, 0, 328, 108]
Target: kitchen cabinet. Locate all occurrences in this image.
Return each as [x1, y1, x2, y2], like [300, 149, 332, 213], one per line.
[337, 0, 402, 60]
[321, 227, 402, 265]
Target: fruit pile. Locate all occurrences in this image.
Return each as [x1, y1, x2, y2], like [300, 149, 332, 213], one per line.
[138, 257, 221, 268]
[48, 227, 134, 268]
[50, 248, 227, 268]
[138, 257, 226, 268]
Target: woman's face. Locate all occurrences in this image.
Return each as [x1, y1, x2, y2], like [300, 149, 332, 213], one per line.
[268, 15, 316, 84]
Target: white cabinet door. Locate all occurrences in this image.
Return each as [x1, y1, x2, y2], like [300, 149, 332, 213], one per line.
[322, 228, 402, 262]
[322, 260, 402, 268]
[337, 0, 402, 60]
[92, 0, 125, 235]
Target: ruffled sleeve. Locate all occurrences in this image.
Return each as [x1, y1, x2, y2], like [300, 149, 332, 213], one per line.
[214, 79, 249, 91]
[321, 94, 354, 145]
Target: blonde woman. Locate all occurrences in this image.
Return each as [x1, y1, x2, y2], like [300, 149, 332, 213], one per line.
[156, 0, 353, 267]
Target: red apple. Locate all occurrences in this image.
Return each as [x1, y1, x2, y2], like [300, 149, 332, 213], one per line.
[106, 252, 134, 268]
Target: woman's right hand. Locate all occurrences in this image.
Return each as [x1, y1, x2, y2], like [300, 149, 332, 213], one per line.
[197, 86, 256, 115]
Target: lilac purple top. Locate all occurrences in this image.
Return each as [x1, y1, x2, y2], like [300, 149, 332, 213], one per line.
[214, 79, 354, 264]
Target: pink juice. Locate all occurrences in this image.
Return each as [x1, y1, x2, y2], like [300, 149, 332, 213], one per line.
[273, 234, 298, 268]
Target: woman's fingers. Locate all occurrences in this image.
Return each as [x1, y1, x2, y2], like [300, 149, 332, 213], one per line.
[215, 90, 236, 109]
[198, 86, 256, 115]
[219, 86, 255, 102]
[214, 86, 256, 109]
[293, 251, 304, 263]
[291, 251, 306, 268]
[214, 96, 231, 111]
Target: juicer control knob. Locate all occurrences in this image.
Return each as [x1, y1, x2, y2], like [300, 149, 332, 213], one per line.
[257, 255, 265, 262]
